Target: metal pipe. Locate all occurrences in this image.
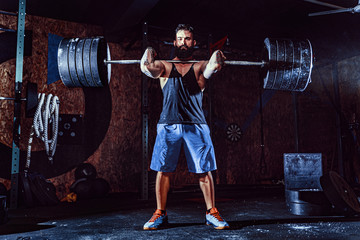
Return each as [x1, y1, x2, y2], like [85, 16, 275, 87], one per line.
[0, 28, 16, 33]
[308, 8, 353, 16]
[0, 97, 26, 101]
[304, 0, 345, 10]
[0, 10, 18, 16]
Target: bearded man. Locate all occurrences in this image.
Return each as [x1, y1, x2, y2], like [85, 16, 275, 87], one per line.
[140, 24, 229, 230]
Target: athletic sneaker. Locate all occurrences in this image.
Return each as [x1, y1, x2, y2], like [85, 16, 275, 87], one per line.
[143, 209, 168, 230]
[206, 207, 229, 230]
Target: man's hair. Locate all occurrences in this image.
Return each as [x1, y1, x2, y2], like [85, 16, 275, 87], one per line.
[175, 24, 194, 36]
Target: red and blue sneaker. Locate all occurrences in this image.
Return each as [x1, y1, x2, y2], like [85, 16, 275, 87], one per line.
[206, 207, 229, 230]
[143, 209, 168, 230]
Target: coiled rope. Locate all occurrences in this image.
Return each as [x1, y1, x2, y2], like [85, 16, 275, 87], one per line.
[26, 93, 60, 168]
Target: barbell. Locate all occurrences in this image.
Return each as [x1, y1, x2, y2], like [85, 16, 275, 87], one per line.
[57, 37, 314, 92]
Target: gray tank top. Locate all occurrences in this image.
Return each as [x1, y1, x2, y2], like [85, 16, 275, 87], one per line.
[158, 63, 207, 124]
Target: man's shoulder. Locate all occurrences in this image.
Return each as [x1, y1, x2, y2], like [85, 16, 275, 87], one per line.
[158, 60, 173, 78]
[160, 60, 173, 65]
[194, 60, 207, 72]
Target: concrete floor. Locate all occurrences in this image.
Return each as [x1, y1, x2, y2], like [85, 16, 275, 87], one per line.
[1, 185, 360, 240]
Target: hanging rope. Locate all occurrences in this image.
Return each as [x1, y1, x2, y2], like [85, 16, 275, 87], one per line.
[26, 93, 60, 168]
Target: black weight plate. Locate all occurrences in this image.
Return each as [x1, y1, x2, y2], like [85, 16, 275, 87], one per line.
[320, 171, 360, 216]
[294, 39, 313, 92]
[30, 175, 59, 206]
[19, 171, 35, 207]
[92, 178, 110, 197]
[97, 37, 110, 87]
[75, 38, 91, 87]
[273, 39, 285, 90]
[70, 178, 87, 193]
[90, 37, 103, 87]
[68, 38, 82, 87]
[58, 39, 74, 87]
[287, 201, 332, 216]
[285, 189, 331, 205]
[280, 39, 294, 91]
[106, 44, 112, 84]
[75, 163, 97, 180]
[71, 178, 94, 199]
[263, 38, 277, 90]
[25, 82, 38, 118]
[83, 38, 98, 87]
[58, 39, 78, 87]
[285, 40, 298, 91]
[289, 40, 301, 91]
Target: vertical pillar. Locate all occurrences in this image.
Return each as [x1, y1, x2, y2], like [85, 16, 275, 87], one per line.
[333, 62, 344, 177]
[259, 86, 266, 175]
[292, 92, 299, 152]
[10, 0, 26, 209]
[141, 22, 149, 200]
[208, 34, 213, 135]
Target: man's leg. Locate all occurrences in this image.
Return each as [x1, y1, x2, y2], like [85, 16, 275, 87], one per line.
[144, 124, 182, 230]
[199, 171, 215, 210]
[199, 171, 229, 230]
[143, 171, 172, 230]
[156, 171, 172, 210]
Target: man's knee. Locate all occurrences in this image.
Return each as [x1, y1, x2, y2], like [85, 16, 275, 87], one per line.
[157, 171, 174, 178]
[197, 172, 211, 182]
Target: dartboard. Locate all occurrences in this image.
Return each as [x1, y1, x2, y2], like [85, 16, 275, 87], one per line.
[226, 123, 242, 142]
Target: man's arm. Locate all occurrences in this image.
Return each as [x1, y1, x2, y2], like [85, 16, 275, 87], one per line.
[140, 47, 165, 79]
[200, 50, 226, 79]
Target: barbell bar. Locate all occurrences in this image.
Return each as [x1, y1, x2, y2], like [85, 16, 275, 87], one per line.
[104, 59, 267, 66]
[57, 37, 314, 92]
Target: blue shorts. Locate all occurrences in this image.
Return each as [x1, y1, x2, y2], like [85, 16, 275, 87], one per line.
[150, 124, 217, 173]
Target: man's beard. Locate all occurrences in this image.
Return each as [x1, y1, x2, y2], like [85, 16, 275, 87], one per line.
[174, 45, 194, 59]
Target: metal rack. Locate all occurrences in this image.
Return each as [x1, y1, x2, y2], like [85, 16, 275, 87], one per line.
[1, 0, 27, 209]
[141, 22, 149, 200]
